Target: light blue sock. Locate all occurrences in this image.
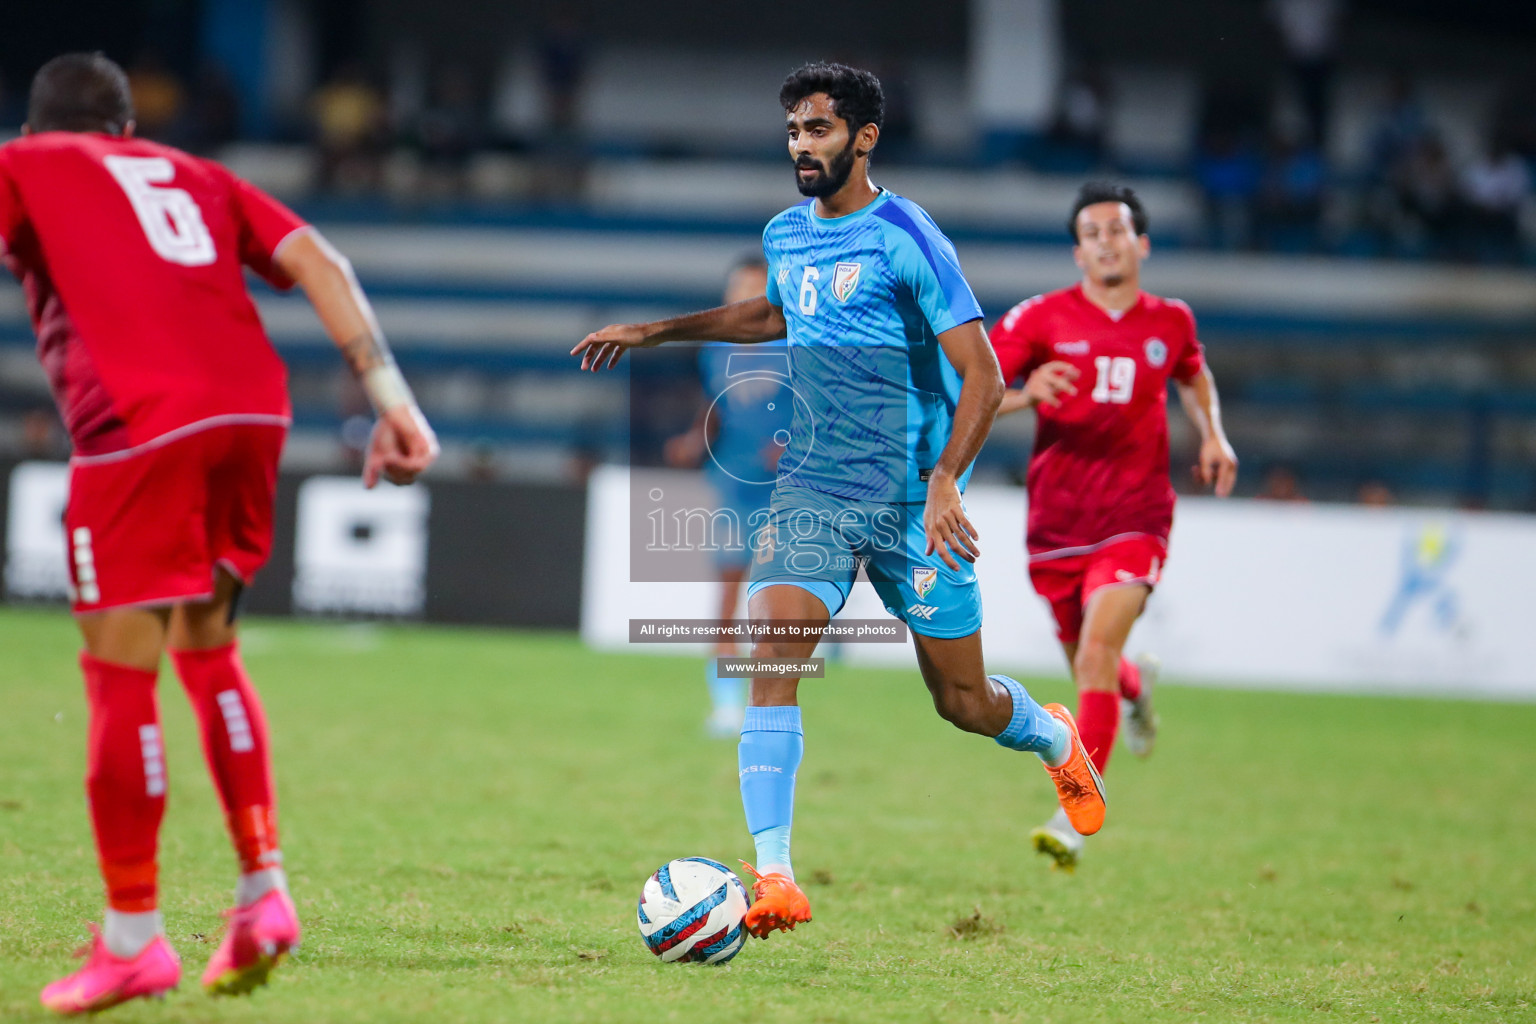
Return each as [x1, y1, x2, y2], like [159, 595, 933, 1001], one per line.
[707, 659, 744, 714]
[738, 704, 803, 878]
[991, 675, 1070, 765]
[752, 825, 793, 875]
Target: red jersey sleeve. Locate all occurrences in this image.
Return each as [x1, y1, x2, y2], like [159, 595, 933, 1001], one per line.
[1168, 299, 1206, 382]
[988, 295, 1052, 385]
[212, 162, 309, 291]
[0, 151, 27, 255]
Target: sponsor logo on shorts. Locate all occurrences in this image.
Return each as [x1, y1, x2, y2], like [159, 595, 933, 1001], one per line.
[71, 527, 100, 605]
[906, 603, 938, 621]
[1145, 337, 1168, 367]
[1055, 340, 1091, 355]
[1114, 557, 1161, 584]
[833, 261, 862, 301]
[912, 566, 938, 599]
[754, 527, 776, 564]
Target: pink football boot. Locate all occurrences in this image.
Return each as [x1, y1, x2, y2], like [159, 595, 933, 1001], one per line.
[202, 889, 302, 996]
[39, 924, 180, 1015]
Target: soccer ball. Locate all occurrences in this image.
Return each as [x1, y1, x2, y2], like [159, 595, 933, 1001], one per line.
[637, 857, 751, 964]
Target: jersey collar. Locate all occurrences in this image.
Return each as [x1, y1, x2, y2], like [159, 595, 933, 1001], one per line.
[1073, 282, 1144, 322]
[807, 186, 890, 227]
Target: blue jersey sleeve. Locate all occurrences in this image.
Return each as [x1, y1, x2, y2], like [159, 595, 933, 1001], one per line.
[874, 201, 983, 336]
[762, 225, 783, 307]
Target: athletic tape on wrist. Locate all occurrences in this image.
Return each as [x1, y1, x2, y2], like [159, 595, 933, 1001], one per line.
[362, 363, 415, 413]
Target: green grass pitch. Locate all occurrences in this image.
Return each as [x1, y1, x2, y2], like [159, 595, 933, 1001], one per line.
[1, 606, 1532, 1022]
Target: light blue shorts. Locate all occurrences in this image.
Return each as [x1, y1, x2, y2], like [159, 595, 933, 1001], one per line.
[745, 484, 982, 639]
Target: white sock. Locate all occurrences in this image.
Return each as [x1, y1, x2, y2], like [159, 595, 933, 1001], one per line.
[1047, 806, 1083, 837]
[103, 909, 163, 958]
[236, 866, 289, 907]
[1040, 717, 1073, 768]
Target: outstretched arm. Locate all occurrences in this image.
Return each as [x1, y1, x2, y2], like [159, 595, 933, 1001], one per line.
[1174, 365, 1238, 497]
[996, 361, 1080, 416]
[274, 230, 438, 488]
[571, 297, 787, 371]
[925, 320, 1007, 570]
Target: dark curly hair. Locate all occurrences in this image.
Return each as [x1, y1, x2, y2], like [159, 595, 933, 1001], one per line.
[1068, 181, 1149, 241]
[779, 62, 884, 135]
[28, 52, 134, 134]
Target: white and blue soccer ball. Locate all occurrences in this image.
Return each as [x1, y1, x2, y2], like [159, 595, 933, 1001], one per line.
[637, 857, 750, 964]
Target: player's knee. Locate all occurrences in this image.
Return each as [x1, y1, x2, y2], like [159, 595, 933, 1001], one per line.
[750, 637, 800, 661]
[929, 682, 989, 734]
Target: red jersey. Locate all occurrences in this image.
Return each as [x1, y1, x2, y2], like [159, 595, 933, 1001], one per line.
[989, 283, 1204, 556]
[0, 131, 307, 458]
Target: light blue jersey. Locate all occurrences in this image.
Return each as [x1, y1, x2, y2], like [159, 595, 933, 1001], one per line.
[762, 189, 984, 504]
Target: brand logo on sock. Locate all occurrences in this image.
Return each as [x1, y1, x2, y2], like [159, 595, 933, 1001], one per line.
[216, 690, 255, 753]
[138, 725, 166, 797]
[739, 764, 784, 777]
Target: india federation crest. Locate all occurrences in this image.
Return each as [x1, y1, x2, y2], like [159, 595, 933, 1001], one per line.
[1144, 337, 1168, 367]
[912, 566, 938, 599]
[833, 261, 862, 301]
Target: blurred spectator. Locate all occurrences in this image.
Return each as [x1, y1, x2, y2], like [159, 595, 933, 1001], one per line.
[0, 75, 15, 127]
[413, 67, 484, 197]
[1460, 134, 1531, 263]
[532, 14, 590, 201]
[1494, 78, 1536, 164]
[1390, 135, 1462, 259]
[1266, 0, 1345, 146]
[126, 49, 185, 141]
[874, 61, 916, 162]
[182, 63, 241, 155]
[1050, 64, 1110, 168]
[1257, 129, 1327, 252]
[538, 13, 587, 137]
[21, 408, 66, 460]
[467, 443, 499, 483]
[312, 62, 389, 194]
[1356, 480, 1395, 507]
[1368, 73, 1430, 179]
[1196, 126, 1263, 250]
[1257, 464, 1309, 503]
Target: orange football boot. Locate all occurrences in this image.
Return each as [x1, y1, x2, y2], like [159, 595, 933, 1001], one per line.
[740, 862, 812, 938]
[1041, 703, 1107, 835]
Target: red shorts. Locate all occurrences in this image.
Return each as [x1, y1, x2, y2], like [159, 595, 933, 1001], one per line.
[1028, 534, 1167, 644]
[65, 423, 286, 613]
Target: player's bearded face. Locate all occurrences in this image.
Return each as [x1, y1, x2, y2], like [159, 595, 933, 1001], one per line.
[794, 135, 857, 198]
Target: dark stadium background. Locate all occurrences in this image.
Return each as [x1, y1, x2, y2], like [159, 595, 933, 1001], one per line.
[2, 0, 1534, 637]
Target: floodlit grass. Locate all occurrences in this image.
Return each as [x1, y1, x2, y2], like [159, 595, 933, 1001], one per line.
[1, 607, 1532, 1022]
